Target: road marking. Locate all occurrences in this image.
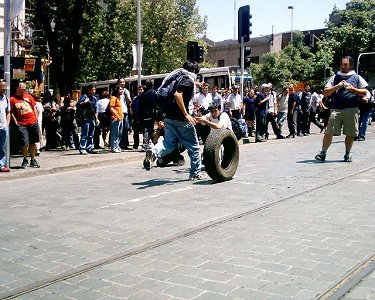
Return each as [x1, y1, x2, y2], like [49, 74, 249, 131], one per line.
[351, 179, 371, 182]
[97, 186, 193, 209]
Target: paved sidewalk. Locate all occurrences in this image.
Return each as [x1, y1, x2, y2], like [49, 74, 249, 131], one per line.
[1, 148, 144, 181]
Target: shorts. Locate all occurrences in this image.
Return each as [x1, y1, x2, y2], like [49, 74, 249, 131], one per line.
[277, 111, 288, 126]
[18, 123, 40, 146]
[326, 108, 359, 137]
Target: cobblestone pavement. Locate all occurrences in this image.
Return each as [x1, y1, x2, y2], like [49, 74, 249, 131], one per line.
[0, 127, 374, 299]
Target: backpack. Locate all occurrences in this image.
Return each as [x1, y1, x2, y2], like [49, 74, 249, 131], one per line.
[155, 70, 192, 114]
[230, 117, 242, 140]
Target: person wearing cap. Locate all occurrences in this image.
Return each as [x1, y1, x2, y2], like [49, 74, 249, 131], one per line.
[0, 80, 10, 172]
[227, 86, 242, 119]
[255, 83, 271, 142]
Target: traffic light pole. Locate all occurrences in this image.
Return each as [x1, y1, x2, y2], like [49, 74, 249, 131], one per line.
[240, 36, 244, 103]
[4, 0, 11, 168]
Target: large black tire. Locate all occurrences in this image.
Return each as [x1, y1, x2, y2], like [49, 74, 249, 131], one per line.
[203, 129, 239, 182]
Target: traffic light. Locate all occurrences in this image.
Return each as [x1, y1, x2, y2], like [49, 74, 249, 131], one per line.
[244, 47, 251, 68]
[196, 46, 204, 63]
[187, 41, 198, 61]
[186, 41, 204, 63]
[238, 5, 252, 43]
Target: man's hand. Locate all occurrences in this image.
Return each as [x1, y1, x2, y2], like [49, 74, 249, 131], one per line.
[345, 83, 356, 94]
[194, 116, 206, 124]
[185, 114, 197, 125]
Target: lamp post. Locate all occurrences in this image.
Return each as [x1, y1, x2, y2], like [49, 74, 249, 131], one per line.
[4, 0, 11, 168]
[288, 6, 294, 54]
[136, 0, 142, 87]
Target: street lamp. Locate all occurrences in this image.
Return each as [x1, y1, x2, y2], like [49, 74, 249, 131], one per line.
[288, 6, 294, 54]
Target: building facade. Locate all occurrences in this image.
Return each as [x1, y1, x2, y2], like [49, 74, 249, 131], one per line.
[204, 29, 325, 68]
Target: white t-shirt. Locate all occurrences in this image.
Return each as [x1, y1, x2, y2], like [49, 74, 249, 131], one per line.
[35, 102, 44, 124]
[96, 98, 110, 113]
[0, 95, 10, 129]
[278, 94, 289, 113]
[268, 91, 277, 113]
[193, 92, 212, 110]
[227, 93, 242, 110]
[310, 92, 322, 112]
[121, 89, 131, 114]
[204, 111, 232, 131]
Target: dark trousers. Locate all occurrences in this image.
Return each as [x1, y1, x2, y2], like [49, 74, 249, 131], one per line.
[61, 122, 79, 149]
[299, 110, 310, 134]
[256, 114, 267, 140]
[266, 112, 281, 138]
[309, 110, 324, 131]
[119, 113, 130, 149]
[94, 125, 101, 148]
[132, 120, 141, 148]
[287, 111, 298, 135]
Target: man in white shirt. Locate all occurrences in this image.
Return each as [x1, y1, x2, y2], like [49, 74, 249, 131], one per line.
[0, 81, 10, 172]
[193, 83, 212, 111]
[195, 104, 232, 134]
[227, 86, 242, 119]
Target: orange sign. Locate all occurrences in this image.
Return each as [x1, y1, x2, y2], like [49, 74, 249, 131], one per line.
[24, 59, 36, 72]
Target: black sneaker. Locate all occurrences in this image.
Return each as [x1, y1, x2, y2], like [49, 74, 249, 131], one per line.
[143, 149, 154, 171]
[30, 159, 40, 168]
[21, 158, 29, 169]
[344, 154, 352, 162]
[315, 152, 326, 161]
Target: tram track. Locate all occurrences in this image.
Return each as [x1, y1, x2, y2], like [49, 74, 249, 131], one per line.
[1, 165, 374, 299]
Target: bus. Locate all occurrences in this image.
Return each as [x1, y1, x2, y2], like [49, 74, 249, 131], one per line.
[79, 66, 253, 97]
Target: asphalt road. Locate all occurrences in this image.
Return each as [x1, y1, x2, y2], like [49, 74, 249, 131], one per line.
[0, 126, 374, 299]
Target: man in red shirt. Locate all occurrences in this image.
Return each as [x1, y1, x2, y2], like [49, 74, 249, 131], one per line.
[10, 81, 40, 168]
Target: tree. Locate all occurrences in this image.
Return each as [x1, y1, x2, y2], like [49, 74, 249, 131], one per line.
[251, 31, 333, 89]
[31, 0, 100, 95]
[324, 0, 375, 80]
[325, 0, 375, 66]
[77, 0, 207, 84]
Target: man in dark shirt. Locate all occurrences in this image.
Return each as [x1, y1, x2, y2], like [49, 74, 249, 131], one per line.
[287, 84, 299, 138]
[143, 61, 206, 181]
[255, 84, 270, 142]
[299, 83, 312, 135]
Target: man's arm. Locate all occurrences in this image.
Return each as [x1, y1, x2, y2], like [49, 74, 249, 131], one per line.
[324, 80, 345, 96]
[174, 90, 196, 125]
[195, 117, 222, 129]
[346, 85, 368, 97]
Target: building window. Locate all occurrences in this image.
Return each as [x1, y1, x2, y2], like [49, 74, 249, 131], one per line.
[218, 59, 225, 67]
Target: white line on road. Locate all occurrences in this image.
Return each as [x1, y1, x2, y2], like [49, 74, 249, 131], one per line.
[97, 186, 193, 209]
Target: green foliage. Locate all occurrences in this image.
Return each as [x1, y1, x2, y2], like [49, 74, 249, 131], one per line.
[78, 0, 207, 84]
[251, 31, 333, 89]
[325, 0, 375, 67]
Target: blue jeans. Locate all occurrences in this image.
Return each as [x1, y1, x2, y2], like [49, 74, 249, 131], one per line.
[0, 127, 8, 167]
[358, 109, 372, 138]
[79, 119, 95, 151]
[153, 118, 201, 177]
[110, 119, 123, 150]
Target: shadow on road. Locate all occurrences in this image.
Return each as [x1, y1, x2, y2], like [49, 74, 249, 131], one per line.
[132, 178, 188, 189]
[296, 159, 345, 164]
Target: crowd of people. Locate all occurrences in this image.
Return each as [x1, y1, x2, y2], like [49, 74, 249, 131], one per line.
[0, 56, 373, 173]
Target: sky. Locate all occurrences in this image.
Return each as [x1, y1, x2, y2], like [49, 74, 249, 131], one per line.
[195, 0, 349, 41]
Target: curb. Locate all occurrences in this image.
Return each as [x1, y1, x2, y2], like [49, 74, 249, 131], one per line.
[0, 155, 144, 182]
